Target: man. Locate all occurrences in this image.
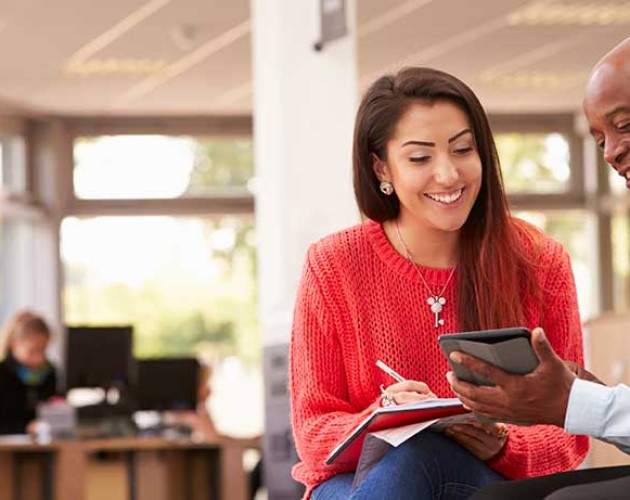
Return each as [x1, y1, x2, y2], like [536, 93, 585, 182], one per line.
[447, 36, 630, 499]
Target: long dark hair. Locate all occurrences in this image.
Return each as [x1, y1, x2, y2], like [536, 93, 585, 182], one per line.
[352, 67, 540, 331]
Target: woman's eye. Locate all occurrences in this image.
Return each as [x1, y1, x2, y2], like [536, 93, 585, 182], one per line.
[617, 122, 630, 131]
[409, 156, 429, 163]
[453, 147, 473, 155]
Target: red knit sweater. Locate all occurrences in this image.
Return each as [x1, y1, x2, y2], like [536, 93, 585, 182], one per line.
[289, 219, 589, 497]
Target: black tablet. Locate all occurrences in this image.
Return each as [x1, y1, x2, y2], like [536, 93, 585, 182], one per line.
[438, 327, 539, 387]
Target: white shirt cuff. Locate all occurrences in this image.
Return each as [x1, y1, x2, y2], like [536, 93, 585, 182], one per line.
[564, 378, 612, 437]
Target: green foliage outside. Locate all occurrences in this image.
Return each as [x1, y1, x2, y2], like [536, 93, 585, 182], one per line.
[496, 133, 569, 194]
[64, 218, 259, 365]
[186, 139, 254, 191]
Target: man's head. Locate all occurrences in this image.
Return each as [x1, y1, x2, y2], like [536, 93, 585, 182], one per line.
[583, 37, 630, 187]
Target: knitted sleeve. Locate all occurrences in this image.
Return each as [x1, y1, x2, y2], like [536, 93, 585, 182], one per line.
[488, 243, 589, 478]
[290, 245, 380, 475]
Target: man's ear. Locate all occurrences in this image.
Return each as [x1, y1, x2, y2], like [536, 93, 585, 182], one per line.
[372, 153, 389, 182]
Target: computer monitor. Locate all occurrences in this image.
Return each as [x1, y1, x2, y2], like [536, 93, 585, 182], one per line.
[136, 358, 199, 411]
[65, 325, 136, 392]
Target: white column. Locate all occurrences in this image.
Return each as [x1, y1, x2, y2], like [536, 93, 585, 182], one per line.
[251, 0, 359, 348]
[251, 1, 359, 495]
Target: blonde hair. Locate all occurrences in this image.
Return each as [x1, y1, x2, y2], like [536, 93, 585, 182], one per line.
[0, 310, 52, 358]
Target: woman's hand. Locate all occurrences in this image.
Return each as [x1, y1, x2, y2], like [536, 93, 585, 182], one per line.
[381, 380, 436, 405]
[444, 421, 508, 461]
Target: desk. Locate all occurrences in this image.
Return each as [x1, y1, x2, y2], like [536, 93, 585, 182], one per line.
[0, 436, 258, 500]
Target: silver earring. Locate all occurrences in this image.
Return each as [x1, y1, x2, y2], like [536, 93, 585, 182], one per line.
[379, 181, 394, 196]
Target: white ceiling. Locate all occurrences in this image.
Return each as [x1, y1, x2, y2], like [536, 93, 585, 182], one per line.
[0, 0, 628, 117]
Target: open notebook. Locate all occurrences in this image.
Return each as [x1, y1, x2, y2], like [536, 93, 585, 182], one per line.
[326, 398, 469, 465]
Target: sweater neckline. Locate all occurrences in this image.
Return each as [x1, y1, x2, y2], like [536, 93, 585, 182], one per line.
[365, 219, 457, 286]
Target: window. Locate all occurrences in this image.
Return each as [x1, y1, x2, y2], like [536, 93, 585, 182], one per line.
[73, 135, 254, 199]
[492, 114, 619, 318]
[0, 217, 38, 320]
[491, 114, 582, 202]
[63, 129, 260, 436]
[0, 134, 27, 194]
[515, 210, 596, 320]
[61, 215, 258, 361]
[496, 132, 571, 194]
[0, 129, 40, 320]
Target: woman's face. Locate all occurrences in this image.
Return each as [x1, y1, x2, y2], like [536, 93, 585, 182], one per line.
[11, 331, 49, 370]
[376, 100, 482, 234]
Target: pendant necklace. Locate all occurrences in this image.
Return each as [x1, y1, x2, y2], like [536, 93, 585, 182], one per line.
[395, 220, 456, 328]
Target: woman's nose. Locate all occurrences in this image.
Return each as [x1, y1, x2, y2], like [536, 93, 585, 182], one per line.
[433, 157, 459, 185]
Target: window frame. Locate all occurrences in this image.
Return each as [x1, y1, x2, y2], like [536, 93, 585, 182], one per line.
[63, 115, 254, 217]
[489, 113, 619, 316]
[490, 113, 585, 209]
[2, 110, 627, 340]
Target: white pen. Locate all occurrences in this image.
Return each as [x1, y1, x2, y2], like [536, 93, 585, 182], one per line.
[376, 360, 406, 383]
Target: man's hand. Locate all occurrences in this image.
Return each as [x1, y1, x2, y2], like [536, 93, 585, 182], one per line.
[564, 360, 605, 385]
[446, 328, 576, 427]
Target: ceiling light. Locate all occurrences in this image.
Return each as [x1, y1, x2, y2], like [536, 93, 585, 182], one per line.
[508, 1, 630, 25]
[64, 59, 167, 77]
[479, 70, 588, 89]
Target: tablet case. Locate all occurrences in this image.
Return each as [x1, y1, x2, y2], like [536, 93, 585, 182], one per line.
[439, 335, 539, 386]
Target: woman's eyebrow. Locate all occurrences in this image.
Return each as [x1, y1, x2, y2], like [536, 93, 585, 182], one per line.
[448, 129, 473, 143]
[400, 128, 473, 148]
[401, 140, 435, 147]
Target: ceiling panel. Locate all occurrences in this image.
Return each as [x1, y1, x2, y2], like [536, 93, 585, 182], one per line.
[358, 0, 529, 79]
[121, 36, 252, 114]
[0, 0, 628, 116]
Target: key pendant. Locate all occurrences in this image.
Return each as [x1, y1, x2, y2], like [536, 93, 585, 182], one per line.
[427, 296, 446, 328]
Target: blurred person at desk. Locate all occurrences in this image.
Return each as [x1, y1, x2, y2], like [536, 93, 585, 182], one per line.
[0, 310, 58, 435]
[164, 361, 263, 499]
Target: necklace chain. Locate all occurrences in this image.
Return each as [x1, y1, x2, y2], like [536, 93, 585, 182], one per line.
[394, 220, 456, 328]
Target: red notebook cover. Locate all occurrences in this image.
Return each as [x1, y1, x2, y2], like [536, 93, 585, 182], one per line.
[326, 398, 469, 465]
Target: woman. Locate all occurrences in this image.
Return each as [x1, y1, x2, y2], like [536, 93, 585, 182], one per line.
[289, 67, 588, 499]
[0, 310, 57, 434]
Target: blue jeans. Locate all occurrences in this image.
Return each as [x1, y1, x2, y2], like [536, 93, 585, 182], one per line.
[312, 431, 505, 499]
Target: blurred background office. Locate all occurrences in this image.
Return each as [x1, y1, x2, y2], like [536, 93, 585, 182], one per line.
[1, 1, 630, 499]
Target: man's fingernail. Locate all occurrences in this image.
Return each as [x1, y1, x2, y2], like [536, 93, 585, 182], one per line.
[450, 352, 462, 364]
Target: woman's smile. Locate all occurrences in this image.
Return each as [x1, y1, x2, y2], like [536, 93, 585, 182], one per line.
[424, 187, 465, 206]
